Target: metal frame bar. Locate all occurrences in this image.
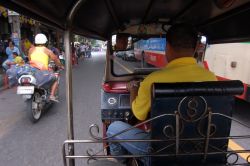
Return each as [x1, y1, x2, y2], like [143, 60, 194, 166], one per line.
[64, 30, 75, 166]
[63, 149, 250, 158]
[87, 112, 250, 141]
[61, 94, 250, 166]
[63, 136, 250, 143]
[204, 110, 212, 161]
[62, 111, 250, 166]
[66, 0, 87, 26]
[175, 111, 180, 155]
[64, 1, 86, 166]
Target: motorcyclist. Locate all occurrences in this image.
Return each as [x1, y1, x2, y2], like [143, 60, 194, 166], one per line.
[28, 33, 64, 102]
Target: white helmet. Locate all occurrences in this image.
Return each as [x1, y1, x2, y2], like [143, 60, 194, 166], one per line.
[35, 33, 48, 45]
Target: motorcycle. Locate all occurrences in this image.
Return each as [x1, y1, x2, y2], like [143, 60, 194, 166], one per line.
[16, 61, 60, 123]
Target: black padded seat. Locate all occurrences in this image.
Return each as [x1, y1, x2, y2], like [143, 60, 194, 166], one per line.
[150, 81, 244, 166]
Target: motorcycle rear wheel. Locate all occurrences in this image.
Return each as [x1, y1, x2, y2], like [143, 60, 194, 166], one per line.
[27, 92, 42, 123]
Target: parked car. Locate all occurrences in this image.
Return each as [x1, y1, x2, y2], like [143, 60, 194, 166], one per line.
[115, 51, 126, 58]
[122, 50, 137, 61]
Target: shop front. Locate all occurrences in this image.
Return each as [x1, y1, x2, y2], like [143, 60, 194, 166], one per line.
[0, 5, 11, 65]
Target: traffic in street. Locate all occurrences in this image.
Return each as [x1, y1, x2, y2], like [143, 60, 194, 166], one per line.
[0, 51, 250, 165]
[0, 52, 105, 166]
[1, 1, 250, 166]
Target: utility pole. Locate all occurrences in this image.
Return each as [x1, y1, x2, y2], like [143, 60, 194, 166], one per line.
[8, 10, 21, 49]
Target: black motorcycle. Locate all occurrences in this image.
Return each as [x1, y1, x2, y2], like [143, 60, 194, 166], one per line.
[16, 61, 60, 123]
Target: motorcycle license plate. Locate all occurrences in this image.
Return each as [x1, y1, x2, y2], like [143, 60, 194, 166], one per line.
[17, 86, 35, 95]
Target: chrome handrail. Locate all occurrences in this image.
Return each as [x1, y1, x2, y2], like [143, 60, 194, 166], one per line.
[62, 111, 250, 166]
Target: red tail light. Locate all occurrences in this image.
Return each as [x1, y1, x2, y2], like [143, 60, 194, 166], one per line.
[102, 82, 128, 93]
[21, 77, 31, 84]
[203, 61, 209, 70]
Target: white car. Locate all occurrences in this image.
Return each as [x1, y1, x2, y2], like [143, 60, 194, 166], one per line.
[122, 50, 136, 61]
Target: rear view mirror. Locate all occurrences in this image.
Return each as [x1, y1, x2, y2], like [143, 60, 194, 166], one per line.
[112, 34, 132, 51]
[194, 36, 207, 63]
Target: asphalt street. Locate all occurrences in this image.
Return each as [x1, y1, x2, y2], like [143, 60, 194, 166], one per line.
[0, 51, 106, 166]
[0, 51, 250, 166]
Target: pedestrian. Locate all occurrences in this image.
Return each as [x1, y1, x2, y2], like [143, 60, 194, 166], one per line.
[87, 44, 92, 58]
[75, 44, 80, 58]
[2, 41, 20, 71]
[6, 52, 25, 66]
[51, 45, 60, 58]
[58, 48, 65, 65]
[80, 43, 86, 58]
[21, 38, 33, 62]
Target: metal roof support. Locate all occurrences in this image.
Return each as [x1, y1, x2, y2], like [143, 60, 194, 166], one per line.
[64, 30, 75, 166]
[64, 1, 86, 166]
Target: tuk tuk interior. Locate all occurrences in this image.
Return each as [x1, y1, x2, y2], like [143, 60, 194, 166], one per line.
[2, 0, 250, 165]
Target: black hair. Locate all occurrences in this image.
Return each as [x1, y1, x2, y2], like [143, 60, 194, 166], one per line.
[12, 52, 18, 56]
[9, 40, 15, 45]
[166, 23, 198, 50]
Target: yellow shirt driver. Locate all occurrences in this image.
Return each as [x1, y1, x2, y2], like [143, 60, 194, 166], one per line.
[132, 57, 217, 121]
[107, 23, 217, 165]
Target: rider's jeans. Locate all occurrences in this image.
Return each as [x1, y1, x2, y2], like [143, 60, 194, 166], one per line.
[107, 121, 150, 166]
[2, 59, 12, 71]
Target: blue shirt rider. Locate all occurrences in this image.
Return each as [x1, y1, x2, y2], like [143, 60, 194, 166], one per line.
[2, 41, 20, 70]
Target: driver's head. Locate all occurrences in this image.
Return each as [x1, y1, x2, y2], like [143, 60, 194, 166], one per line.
[35, 33, 48, 46]
[115, 34, 128, 51]
[166, 23, 198, 62]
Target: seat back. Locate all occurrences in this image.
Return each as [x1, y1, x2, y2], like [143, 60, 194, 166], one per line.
[150, 81, 244, 166]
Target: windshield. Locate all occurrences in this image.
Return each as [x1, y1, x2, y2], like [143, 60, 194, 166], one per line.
[113, 38, 166, 75]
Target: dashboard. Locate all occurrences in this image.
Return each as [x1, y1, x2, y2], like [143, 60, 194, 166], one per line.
[101, 90, 133, 122]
